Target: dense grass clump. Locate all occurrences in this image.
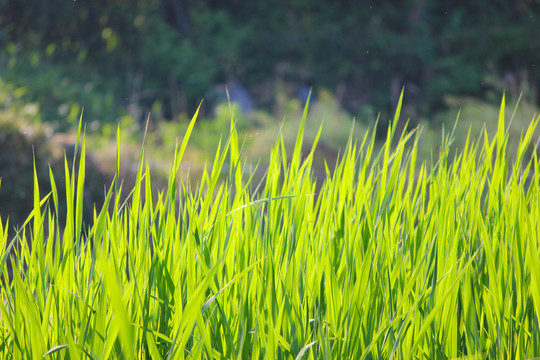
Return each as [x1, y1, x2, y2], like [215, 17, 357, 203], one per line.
[1, 94, 540, 359]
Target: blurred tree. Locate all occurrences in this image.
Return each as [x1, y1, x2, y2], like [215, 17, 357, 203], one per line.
[0, 0, 539, 123]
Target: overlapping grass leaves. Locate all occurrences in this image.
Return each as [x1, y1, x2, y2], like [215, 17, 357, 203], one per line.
[1, 95, 540, 359]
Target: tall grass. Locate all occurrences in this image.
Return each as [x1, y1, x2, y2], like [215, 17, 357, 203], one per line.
[1, 94, 540, 359]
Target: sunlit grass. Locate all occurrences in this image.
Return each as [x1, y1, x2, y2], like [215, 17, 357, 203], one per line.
[1, 93, 540, 359]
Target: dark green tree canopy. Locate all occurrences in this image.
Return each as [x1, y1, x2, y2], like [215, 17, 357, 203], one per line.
[1, 0, 539, 121]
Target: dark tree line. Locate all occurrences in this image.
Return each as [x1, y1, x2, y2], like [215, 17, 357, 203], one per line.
[1, 0, 539, 122]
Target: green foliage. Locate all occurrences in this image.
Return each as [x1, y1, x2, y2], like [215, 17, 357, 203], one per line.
[1, 97, 540, 358]
[0, 49, 127, 130]
[0, 81, 107, 229]
[1, 1, 539, 124]
[0, 107, 47, 227]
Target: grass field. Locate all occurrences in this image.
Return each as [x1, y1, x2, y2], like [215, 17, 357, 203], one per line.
[1, 93, 540, 359]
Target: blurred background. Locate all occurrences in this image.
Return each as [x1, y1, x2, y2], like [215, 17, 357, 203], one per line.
[1, 0, 540, 228]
